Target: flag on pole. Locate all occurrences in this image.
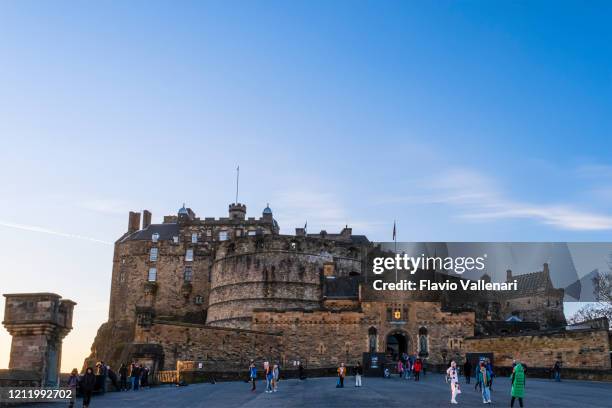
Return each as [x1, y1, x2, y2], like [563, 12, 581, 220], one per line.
[392, 220, 396, 241]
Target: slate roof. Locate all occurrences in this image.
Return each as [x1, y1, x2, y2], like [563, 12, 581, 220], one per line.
[118, 223, 180, 243]
[510, 270, 554, 296]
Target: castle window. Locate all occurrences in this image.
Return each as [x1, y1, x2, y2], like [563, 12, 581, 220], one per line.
[194, 295, 203, 305]
[185, 249, 194, 262]
[236, 229, 242, 237]
[219, 231, 228, 241]
[152, 233, 159, 242]
[206, 229, 212, 237]
[173, 236, 179, 244]
[184, 266, 193, 282]
[147, 267, 157, 282]
[248, 230, 256, 236]
[150, 248, 158, 262]
[191, 233, 198, 243]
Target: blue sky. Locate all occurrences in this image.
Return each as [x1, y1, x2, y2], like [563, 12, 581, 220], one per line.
[1, 1, 611, 370]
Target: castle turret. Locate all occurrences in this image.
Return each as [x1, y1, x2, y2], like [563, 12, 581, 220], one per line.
[262, 204, 273, 222]
[229, 203, 246, 220]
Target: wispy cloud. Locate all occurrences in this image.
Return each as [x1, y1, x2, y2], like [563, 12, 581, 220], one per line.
[0, 220, 113, 245]
[393, 168, 612, 231]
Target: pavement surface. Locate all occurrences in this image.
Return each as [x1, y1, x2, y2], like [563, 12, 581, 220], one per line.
[19, 374, 612, 408]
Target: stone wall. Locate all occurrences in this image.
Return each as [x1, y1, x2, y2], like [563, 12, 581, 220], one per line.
[464, 328, 611, 369]
[135, 320, 284, 370]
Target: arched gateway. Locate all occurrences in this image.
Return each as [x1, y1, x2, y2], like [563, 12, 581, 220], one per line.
[385, 330, 410, 360]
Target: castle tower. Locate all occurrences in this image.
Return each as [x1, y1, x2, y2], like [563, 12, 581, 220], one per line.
[229, 203, 246, 220]
[2, 293, 76, 386]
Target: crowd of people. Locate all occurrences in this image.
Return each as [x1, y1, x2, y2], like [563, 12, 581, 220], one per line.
[66, 361, 152, 407]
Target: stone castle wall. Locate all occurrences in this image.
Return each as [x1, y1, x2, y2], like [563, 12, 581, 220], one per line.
[464, 329, 611, 369]
[207, 236, 363, 329]
[135, 321, 284, 370]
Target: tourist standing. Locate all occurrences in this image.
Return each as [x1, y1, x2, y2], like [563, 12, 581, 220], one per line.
[413, 358, 422, 381]
[446, 360, 461, 404]
[249, 361, 257, 391]
[119, 363, 128, 391]
[67, 368, 78, 408]
[476, 360, 492, 404]
[354, 361, 363, 387]
[272, 364, 279, 392]
[552, 360, 561, 382]
[130, 363, 140, 391]
[337, 362, 346, 388]
[99, 362, 107, 394]
[397, 359, 404, 378]
[404, 359, 411, 379]
[463, 359, 472, 384]
[264, 361, 273, 393]
[298, 361, 305, 380]
[81, 367, 96, 408]
[511, 362, 526, 407]
[140, 365, 149, 388]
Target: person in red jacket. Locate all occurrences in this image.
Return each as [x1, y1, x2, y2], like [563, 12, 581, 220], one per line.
[413, 358, 422, 381]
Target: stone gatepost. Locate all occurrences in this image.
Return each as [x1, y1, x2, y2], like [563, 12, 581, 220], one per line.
[2, 293, 76, 387]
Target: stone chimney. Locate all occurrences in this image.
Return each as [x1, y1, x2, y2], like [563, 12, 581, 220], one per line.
[142, 210, 152, 229]
[506, 269, 513, 282]
[128, 211, 141, 233]
[543, 263, 550, 276]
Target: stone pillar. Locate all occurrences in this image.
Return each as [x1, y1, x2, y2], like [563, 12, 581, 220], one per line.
[2, 293, 76, 387]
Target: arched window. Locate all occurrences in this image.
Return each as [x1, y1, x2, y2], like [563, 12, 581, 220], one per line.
[418, 327, 428, 357]
[368, 327, 377, 352]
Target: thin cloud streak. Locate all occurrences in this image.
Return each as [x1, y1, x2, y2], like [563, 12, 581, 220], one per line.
[0, 220, 113, 245]
[378, 167, 612, 231]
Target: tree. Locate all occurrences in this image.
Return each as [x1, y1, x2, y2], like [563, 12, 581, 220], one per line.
[568, 257, 612, 325]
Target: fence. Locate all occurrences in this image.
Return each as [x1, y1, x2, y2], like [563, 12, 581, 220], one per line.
[154, 370, 178, 384]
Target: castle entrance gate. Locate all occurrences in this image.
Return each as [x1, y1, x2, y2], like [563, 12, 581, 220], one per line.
[386, 330, 409, 360]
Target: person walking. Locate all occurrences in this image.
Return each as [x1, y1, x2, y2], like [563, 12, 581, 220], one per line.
[446, 360, 461, 404]
[354, 361, 363, 387]
[118, 364, 128, 391]
[552, 360, 561, 382]
[404, 359, 411, 380]
[463, 359, 472, 384]
[476, 360, 492, 404]
[337, 363, 346, 388]
[298, 361, 305, 380]
[413, 358, 422, 381]
[67, 368, 79, 408]
[249, 361, 257, 392]
[511, 362, 526, 407]
[397, 359, 404, 378]
[485, 358, 494, 390]
[81, 367, 96, 408]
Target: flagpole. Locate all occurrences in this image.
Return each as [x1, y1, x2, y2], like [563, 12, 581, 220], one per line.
[235, 165, 240, 204]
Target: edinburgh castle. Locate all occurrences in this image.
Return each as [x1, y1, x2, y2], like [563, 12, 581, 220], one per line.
[84, 202, 611, 376]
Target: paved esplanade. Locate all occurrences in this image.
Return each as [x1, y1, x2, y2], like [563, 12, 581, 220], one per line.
[24, 374, 612, 408]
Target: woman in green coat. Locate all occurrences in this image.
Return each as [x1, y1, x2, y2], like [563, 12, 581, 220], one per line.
[511, 363, 526, 407]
